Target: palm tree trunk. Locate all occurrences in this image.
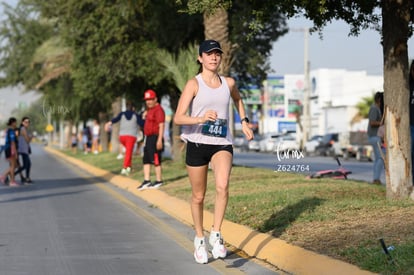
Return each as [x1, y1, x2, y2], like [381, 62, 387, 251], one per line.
[203, 8, 233, 76]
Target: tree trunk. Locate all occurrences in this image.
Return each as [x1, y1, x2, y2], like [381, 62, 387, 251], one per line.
[110, 97, 122, 153]
[99, 111, 108, 152]
[203, 7, 233, 76]
[382, 0, 414, 199]
[66, 120, 73, 148]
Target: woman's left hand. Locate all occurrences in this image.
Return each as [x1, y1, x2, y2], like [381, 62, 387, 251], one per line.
[242, 123, 254, 141]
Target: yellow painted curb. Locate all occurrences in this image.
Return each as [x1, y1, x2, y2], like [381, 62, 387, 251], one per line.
[45, 146, 376, 275]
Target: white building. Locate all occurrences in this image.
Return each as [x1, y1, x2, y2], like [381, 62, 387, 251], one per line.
[309, 69, 383, 136]
[246, 69, 383, 137]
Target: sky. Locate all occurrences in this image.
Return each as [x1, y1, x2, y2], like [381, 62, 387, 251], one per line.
[270, 17, 414, 76]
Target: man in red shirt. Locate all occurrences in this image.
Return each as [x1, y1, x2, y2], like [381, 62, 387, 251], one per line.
[138, 89, 166, 190]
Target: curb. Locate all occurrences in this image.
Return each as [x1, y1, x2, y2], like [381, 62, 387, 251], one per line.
[45, 146, 376, 275]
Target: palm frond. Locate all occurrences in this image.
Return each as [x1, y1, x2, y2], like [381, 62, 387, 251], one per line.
[32, 36, 73, 88]
[156, 44, 199, 91]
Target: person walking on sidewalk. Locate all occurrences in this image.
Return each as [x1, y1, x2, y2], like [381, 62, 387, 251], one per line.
[0, 117, 20, 186]
[368, 91, 384, 185]
[173, 40, 254, 264]
[137, 89, 165, 190]
[16, 117, 33, 183]
[105, 101, 144, 176]
[92, 119, 100, 154]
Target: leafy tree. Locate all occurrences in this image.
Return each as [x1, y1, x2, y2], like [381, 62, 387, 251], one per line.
[229, 2, 288, 89]
[57, 1, 156, 99]
[24, 1, 160, 151]
[145, 0, 204, 54]
[0, 2, 55, 89]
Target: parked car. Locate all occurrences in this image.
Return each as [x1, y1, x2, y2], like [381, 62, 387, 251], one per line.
[331, 131, 373, 161]
[248, 134, 262, 152]
[315, 133, 339, 156]
[233, 134, 249, 152]
[258, 132, 280, 152]
[304, 135, 323, 156]
[272, 134, 300, 153]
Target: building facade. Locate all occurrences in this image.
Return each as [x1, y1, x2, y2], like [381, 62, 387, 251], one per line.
[240, 69, 383, 138]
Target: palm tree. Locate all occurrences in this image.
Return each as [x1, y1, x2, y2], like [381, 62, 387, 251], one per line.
[352, 95, 374, 124]
[355, 96, 374, 118]
[32, 36, 81, 148]
[32, 36, 72, 89]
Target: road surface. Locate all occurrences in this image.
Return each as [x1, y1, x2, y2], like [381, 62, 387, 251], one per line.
[0, 144, 281, 275]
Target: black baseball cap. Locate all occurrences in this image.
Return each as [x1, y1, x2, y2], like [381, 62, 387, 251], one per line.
[199, 40, 223, 55]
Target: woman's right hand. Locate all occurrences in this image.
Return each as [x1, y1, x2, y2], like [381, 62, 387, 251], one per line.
[203, 110, 218, 122]
[104, 122, 112, 132]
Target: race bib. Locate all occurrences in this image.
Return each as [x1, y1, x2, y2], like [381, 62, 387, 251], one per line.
[201, 119, 227, 138]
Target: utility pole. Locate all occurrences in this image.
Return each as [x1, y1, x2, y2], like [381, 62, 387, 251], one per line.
[291, 27, 311, 148]
[302, 27, 311, 148]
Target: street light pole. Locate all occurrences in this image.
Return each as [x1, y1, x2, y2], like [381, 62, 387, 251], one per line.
[288, 27, 311, 147]
[303, 27, 311, 148]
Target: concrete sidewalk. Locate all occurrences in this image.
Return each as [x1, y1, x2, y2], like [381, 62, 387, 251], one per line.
[45, 146, 376, 275]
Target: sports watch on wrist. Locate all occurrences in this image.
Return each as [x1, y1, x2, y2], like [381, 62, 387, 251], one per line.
[240, 117, 250, 124]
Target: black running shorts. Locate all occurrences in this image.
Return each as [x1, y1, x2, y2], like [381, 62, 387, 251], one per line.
[185, 141, 233, 167]
[143, 135, 163, 166]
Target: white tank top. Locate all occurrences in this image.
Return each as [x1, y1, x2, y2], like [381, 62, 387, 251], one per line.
[180, 74, 233, 145]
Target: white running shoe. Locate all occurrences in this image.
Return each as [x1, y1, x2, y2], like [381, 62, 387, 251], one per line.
[120, 167, 131, 175]
[193, 237, 208, 264]
[209, 231, 227, 259]
[116, 153, 124, 160]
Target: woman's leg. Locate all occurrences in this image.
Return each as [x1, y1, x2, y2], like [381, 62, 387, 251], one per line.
[14, 155, 24, 177]
[187, 165, 208, 237]
[21, 153, 31, 179]
[210, 151, 233, 232]
[9, 156, 16, 182]
[369, 136, 383, 182]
